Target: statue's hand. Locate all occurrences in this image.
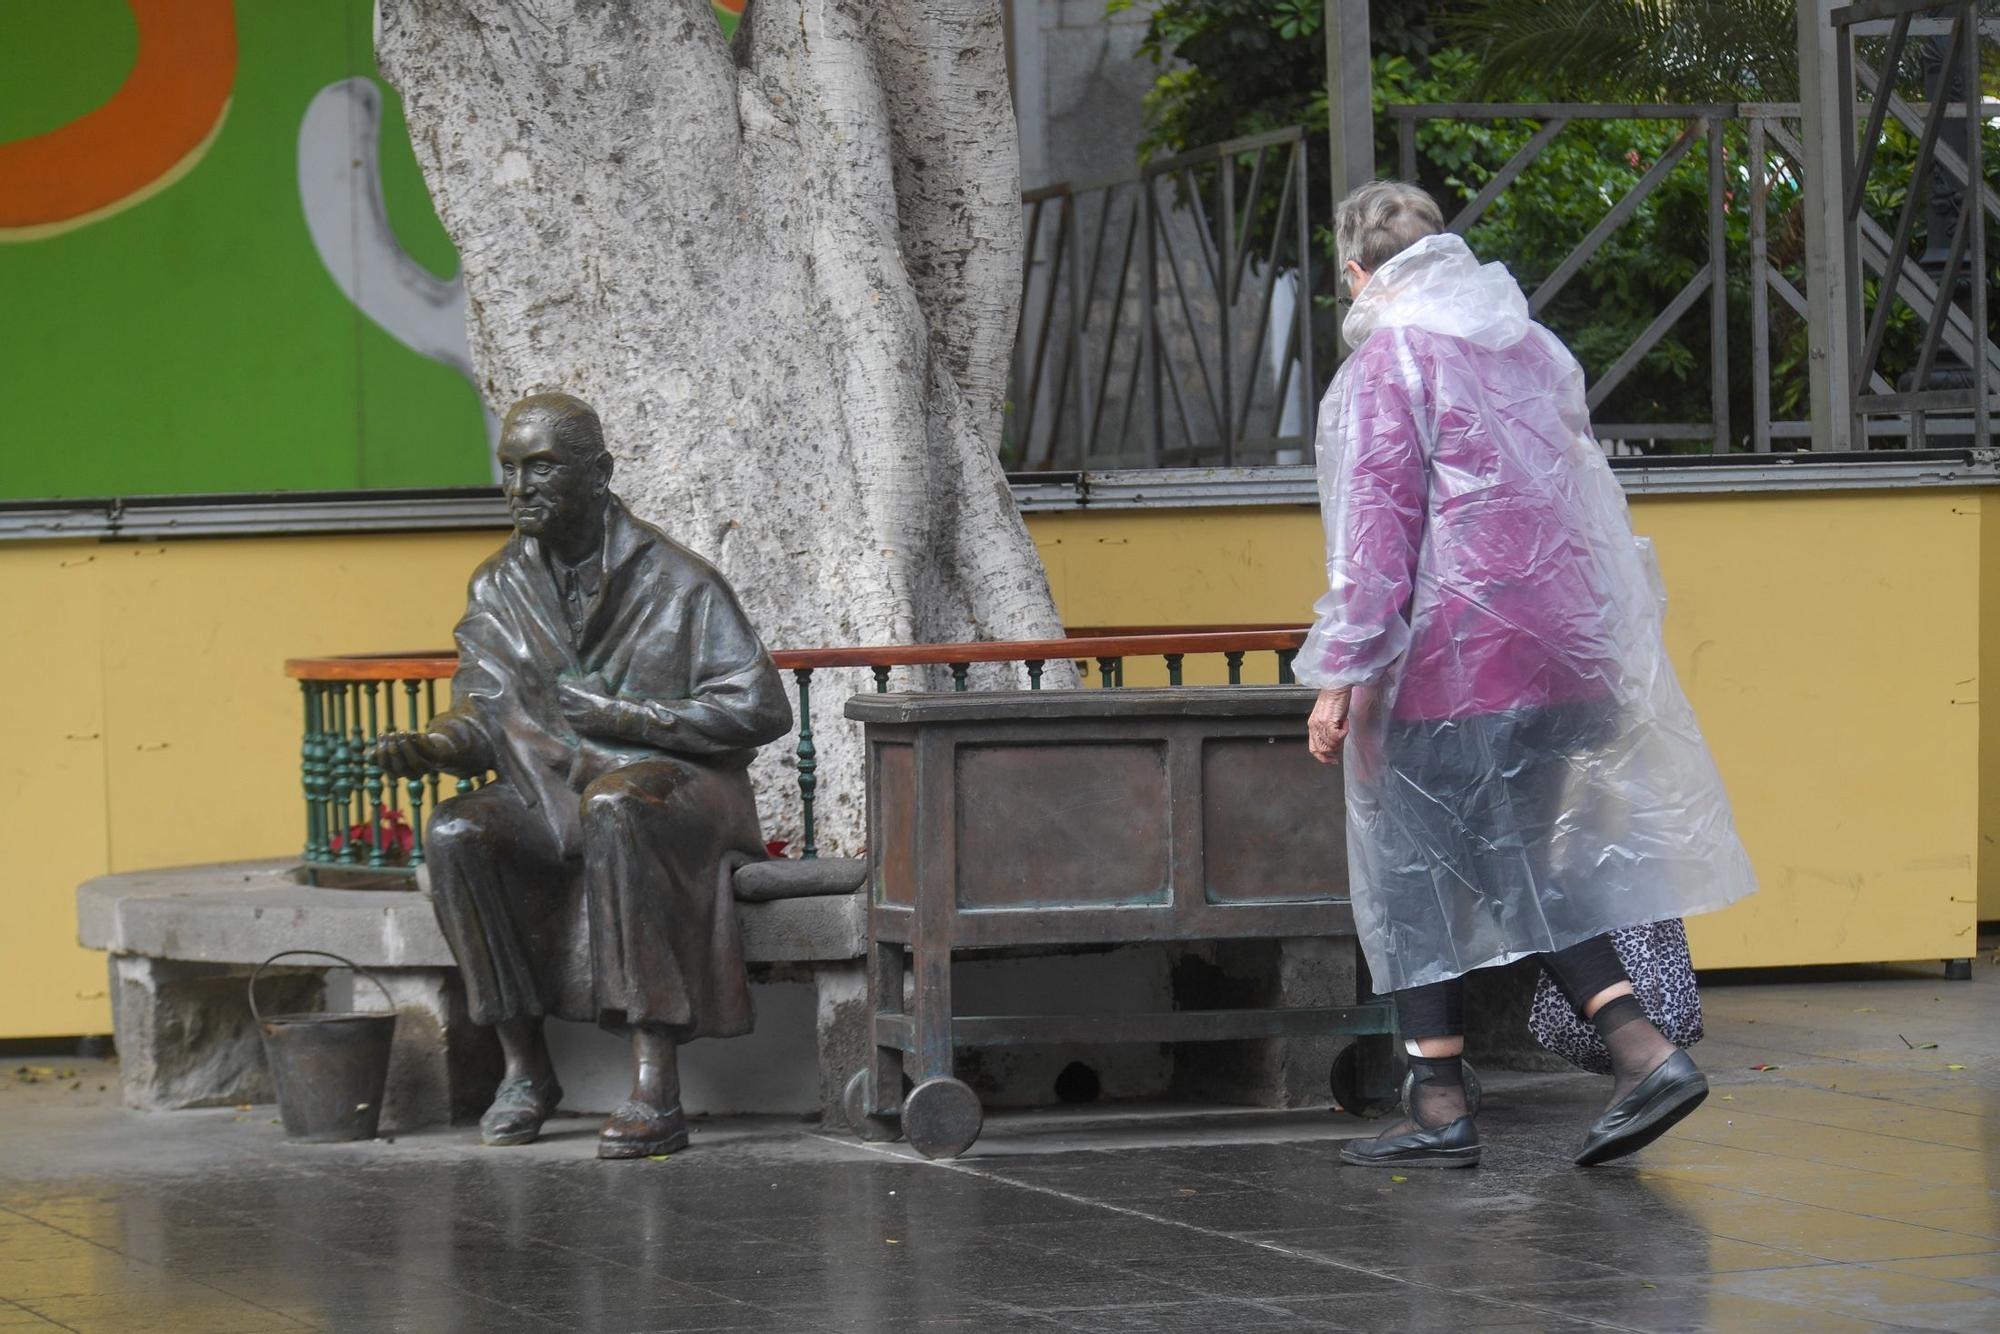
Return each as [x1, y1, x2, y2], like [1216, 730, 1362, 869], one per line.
[557, 678, 641, 740]
[374, 730, 460, 779]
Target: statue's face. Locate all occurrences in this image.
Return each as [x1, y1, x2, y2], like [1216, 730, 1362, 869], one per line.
[497, 413, 605, 542]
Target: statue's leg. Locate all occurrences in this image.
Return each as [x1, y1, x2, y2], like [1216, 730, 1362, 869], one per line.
[631, 1027, 681, 1109]
[578, 758, 758, 1035]
[492, 1016, 553, 1087]
[427, 784, 567, 1144]
[581, 758, 758, 1159]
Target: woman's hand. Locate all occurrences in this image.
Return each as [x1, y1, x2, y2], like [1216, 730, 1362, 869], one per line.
[1308, 686, 1352, 765]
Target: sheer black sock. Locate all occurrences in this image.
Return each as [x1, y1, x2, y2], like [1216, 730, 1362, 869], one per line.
[1373, 1053, 1470, 1139]
[1407, 1054, 1470, 1127]
[1592, 993, 1675, 1105]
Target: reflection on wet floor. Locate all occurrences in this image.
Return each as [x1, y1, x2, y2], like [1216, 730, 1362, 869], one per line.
[1, 954, 1995, 1332]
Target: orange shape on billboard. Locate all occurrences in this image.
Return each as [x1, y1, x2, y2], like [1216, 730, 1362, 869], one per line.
[0, 0, 237, 241]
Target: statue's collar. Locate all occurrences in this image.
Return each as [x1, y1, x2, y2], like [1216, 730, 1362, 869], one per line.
[520, 497, 647, 585]
[598, 497, 649, 579]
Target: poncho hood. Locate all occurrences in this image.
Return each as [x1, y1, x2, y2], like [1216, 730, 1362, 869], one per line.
[1342, 231, 1531, 351]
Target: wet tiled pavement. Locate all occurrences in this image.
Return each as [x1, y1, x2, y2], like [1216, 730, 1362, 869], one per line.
[2, 951, 1995, 1332]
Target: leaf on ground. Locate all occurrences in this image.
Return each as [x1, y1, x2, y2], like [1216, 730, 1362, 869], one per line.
[1749, 1064, 1780, 1072]
[234, 1104, 253, 1112]
[1853, 1007, 1878, 1013]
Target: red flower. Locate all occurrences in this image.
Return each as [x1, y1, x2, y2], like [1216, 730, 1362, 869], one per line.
[329, 810, 415, 862]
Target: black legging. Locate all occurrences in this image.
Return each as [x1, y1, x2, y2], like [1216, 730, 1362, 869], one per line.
[1395, 933, 1629, 1039]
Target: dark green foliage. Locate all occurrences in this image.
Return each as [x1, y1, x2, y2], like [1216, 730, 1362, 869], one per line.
[1120, 1, 2000, 452]
[1455, 0, 1800, 102]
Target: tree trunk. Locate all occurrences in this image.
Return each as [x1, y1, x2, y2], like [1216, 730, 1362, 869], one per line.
[378, 0, 1064, 853]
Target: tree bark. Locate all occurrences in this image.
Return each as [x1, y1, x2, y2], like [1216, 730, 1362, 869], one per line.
[378, 0, 1063, 853]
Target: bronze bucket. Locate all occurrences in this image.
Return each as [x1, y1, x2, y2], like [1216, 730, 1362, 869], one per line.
[250, 950, 398, 1143]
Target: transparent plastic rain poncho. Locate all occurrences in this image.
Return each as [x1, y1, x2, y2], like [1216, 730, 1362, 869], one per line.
[1297, 233, 1757, 993]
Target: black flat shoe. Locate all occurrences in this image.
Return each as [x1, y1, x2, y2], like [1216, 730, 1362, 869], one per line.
[1575, 1049, 1708, 1167]
[1340, 1115, 1481, 1169]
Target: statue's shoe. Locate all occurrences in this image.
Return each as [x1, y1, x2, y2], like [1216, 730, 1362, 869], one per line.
[1575, 1049, 1708, 1167]
[479, 1075, 564, 1147]
[597, 1099, 689, 1159]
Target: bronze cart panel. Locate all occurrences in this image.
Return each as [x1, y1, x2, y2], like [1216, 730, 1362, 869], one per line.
[844, 688, 1395, 1158]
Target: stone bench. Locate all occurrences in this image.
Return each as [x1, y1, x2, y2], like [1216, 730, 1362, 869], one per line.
[77, 858, 868, 1131]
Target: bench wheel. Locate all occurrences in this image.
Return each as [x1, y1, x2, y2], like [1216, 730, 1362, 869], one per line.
[1328, 1043, 1393, 1117]
[842, 1069, 903, 1144]
[902, 1077, 982, 1160]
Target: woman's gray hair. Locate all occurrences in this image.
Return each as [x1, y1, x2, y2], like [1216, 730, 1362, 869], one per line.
[1335, 181, 1444, 273]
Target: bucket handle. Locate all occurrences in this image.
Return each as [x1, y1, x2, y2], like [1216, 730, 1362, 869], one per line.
[249, 950, 396, 1024]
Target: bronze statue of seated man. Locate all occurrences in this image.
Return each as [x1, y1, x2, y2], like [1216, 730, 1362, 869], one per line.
[375, 392, 792, 1158]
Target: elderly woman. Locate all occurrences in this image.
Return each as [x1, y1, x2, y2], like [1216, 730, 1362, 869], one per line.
[1300, 182, 1757, 1169]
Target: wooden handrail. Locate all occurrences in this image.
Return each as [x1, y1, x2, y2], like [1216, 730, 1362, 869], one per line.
[286, 626, 1310, 681]
[286, 653, 457, 681]
[771, 629, 1305, 670]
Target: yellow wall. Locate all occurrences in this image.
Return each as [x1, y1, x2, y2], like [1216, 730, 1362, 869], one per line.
[1, 534, 496, 1037]
[1035, 493, 1985, 971]
[2, 489, 1986, 1035]
[1984, 498, 2000, 921]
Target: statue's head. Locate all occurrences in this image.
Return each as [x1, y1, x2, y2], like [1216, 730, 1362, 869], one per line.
[497, 393, 614, 544]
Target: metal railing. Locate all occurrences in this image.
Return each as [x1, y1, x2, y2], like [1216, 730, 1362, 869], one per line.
[1018, 74, 1999, 463]
[284, 656, 469, 878]
[1830, 0, 1995, 450]
[1012, 129, 1317, 471]
[284, 627, 1309, 876]
[1389, 103, 1737, 452]
[1389, 90, 2000, 452]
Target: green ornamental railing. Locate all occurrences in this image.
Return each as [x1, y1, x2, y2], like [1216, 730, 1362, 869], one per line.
[284, 626, 1308, 879]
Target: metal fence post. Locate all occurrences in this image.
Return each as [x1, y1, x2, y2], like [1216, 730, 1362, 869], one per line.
[1295, 136, 1318, 458]
[1144, 175, 1164, 469]
[1962, 4, 1990, 453]
[1326, 0, 1373, 361]
[1797, 0, 1859, 450]
[1749, 115, 1773, 454]
[1218, 154, 1237, 465]
[1707, 116, 1731, 454]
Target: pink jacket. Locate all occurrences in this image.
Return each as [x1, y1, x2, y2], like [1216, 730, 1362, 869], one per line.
[1298, 235, 1632, 723]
